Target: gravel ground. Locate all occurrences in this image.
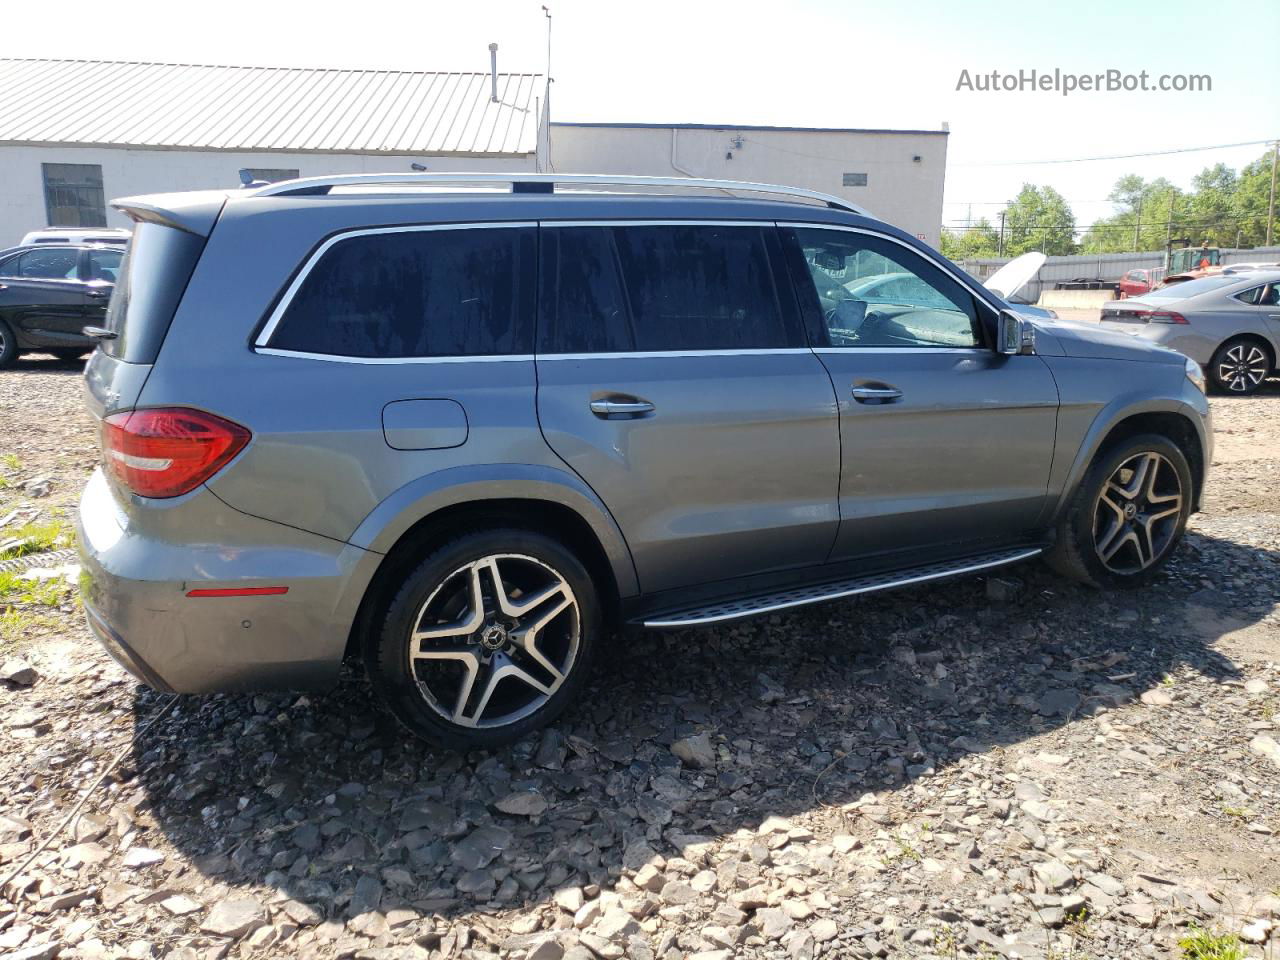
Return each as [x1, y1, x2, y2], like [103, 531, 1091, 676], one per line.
[0, 352, 1278, 960]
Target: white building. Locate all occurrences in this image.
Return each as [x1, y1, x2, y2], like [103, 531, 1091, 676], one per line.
[0, 58, 948, 245]
[550, 122, 948, 245]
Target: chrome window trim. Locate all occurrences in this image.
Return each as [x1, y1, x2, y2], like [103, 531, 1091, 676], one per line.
[776, 220, 1006, 319]
[814, 346, 987, 355]
[540, 348, 814, 361]
[254, 221, 537, 348]
[255, 347, 534, 365]
[540, 220, 769, 228]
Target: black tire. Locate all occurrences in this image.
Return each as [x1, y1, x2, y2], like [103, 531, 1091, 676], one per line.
[0, 321, 17, 369]
[1044, 433, 1192, 589]
[1208, 337, 1272, 395]
[367, 528, 602, 750]
[51, 348, 87, 363]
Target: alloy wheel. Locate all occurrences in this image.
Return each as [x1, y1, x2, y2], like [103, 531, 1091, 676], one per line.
[1092, 452, 1183, 574]
[408, 554, 580, 729]
[1217, 343, 1268, 392]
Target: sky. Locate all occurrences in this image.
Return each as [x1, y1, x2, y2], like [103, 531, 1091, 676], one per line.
[5, 0, 1278, 234]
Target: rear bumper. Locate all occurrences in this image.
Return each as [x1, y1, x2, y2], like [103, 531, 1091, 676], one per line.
[76, 468, 381, 693]
[1097, 321, 1213, 365]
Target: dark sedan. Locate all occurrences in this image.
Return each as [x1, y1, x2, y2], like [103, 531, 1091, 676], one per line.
[0, 243, 123, 368]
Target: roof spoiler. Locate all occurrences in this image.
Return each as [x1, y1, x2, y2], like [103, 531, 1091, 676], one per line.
[110, 190, 231, 238]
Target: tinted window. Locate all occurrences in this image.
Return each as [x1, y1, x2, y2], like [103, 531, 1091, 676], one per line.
[613, 224, 789, 351]
[87, 249, 123, 282]
[789, 227, 981, 348]
[541, 228, 633, 353]
[269, 227, 533, 358]
[10, 249, 79, 279]
[103, 223, 206, 363]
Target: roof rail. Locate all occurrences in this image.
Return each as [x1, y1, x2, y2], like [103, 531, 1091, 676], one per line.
[250, 172, 871, 216]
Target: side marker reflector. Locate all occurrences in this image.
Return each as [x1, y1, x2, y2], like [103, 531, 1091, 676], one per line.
[186, 586, 289, 598]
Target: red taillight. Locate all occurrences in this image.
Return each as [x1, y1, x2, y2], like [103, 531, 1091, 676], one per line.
[102, 408, 250, 498]
[1131, 309, 1189, 324]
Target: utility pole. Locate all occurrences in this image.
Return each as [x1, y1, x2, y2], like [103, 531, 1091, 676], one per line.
[998, 210, 1006, 259]
[1134, 195, 1143, 252]
[1267, 139, 1278, 247]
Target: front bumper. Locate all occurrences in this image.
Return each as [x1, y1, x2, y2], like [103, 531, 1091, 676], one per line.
[76, 468, 381, 693]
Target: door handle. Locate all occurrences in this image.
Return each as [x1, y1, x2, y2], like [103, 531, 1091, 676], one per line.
[590, 398, 655, 418]
[1268, 314, 1280, 320]
[86, 289, 110, 299]
[851, 385, 903, 403]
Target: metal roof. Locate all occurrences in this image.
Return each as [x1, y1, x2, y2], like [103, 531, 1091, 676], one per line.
[0, 59, 544, 155]
[551, 122, 948, 136]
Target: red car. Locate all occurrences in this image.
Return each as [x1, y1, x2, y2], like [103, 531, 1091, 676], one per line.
[1118, 268, 1158, 298]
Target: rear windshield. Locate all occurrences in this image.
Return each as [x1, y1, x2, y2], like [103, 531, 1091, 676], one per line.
[1145, 275, 1239, 300]
[102, 222, 205, 363]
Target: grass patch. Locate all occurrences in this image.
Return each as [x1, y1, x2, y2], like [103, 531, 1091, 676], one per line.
[0, 519, 70, 559]
[1178, 925, 1246, 960]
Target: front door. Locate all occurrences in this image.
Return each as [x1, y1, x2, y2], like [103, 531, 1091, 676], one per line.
[535, 222, 841, 594]
[781, 224, 1059, 565]
[0, 247, 89, 345]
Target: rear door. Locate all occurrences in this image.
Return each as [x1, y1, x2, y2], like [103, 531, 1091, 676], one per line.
[0, 247, 88, 345]
[781, 223, 1059, 564]
[535, 221, 840, 594]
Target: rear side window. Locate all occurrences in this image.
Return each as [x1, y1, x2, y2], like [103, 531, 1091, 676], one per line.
[6, 248, 79, 279]
[541, 224, 794, 353]
[267, 226, 535, 358]
[103, 222, 206, 363]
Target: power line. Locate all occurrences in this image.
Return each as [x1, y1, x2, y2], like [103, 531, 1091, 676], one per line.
[951, 138, 1277, 167]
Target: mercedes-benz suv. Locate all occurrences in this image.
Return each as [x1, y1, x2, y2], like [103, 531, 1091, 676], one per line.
[77, 173, 1212, 749]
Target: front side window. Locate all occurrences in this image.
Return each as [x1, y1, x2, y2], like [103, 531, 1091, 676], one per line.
[5, 248, 79, 280]
[542, 224, 794, 353]
[87, 249, 123, 282]
[788, 227, 981, 348]
[268, 226, 534, 358]
[42, 163, 107, 228]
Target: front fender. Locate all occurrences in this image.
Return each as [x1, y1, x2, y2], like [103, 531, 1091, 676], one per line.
[346, 462, 640, 597]
[1044, 376, 1211, 524]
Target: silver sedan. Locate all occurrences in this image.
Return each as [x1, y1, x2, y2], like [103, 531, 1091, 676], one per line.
[1100, 270, 1280, 394]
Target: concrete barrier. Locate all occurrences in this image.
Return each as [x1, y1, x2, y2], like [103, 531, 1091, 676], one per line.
[1038, 290, 1118, 310]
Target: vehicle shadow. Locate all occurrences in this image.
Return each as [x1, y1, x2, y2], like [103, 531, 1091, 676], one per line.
[129, 528, 1269, 939]
[2, 352, 88, 373]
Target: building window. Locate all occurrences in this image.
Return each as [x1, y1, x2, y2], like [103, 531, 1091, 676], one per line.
[42, 163, 107, 227]
[244, 168, 299, 184]
[842, 172, 868, 187]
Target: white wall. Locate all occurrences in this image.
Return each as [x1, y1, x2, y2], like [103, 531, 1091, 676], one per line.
[0, 145, 537, 240]
[550, 125, 948, 247]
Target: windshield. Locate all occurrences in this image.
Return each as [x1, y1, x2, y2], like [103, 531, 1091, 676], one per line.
[1145, 275, 1240, 300]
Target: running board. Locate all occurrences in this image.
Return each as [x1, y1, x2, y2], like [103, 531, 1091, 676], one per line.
[640, 547, 1043, 628]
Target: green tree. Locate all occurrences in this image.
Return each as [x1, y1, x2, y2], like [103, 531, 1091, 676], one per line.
[940, 217, 1000, 261]
[1002, 184, 1076, 256]
[1080, 176, 1185, 253]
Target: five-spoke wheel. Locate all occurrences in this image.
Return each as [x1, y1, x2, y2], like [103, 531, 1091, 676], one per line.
[409, 554, 580, 729]
[1210, 338, 1272, 395]
[1046, 433, 1192, 588]
[1092, 452, 1183, 574]
[368, 529, 600, 750]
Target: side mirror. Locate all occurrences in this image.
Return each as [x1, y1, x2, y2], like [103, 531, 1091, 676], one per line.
[997, 310, 1036, 356]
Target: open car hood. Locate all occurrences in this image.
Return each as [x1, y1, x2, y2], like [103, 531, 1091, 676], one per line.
[984, 251, 1046, 301]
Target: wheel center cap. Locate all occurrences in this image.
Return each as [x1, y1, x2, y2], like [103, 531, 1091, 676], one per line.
[1123, 502, 1137, 519]
[479, 623, 509, 651]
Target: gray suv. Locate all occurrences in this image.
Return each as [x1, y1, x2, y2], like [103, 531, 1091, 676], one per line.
[77, 173, 1212, 749]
